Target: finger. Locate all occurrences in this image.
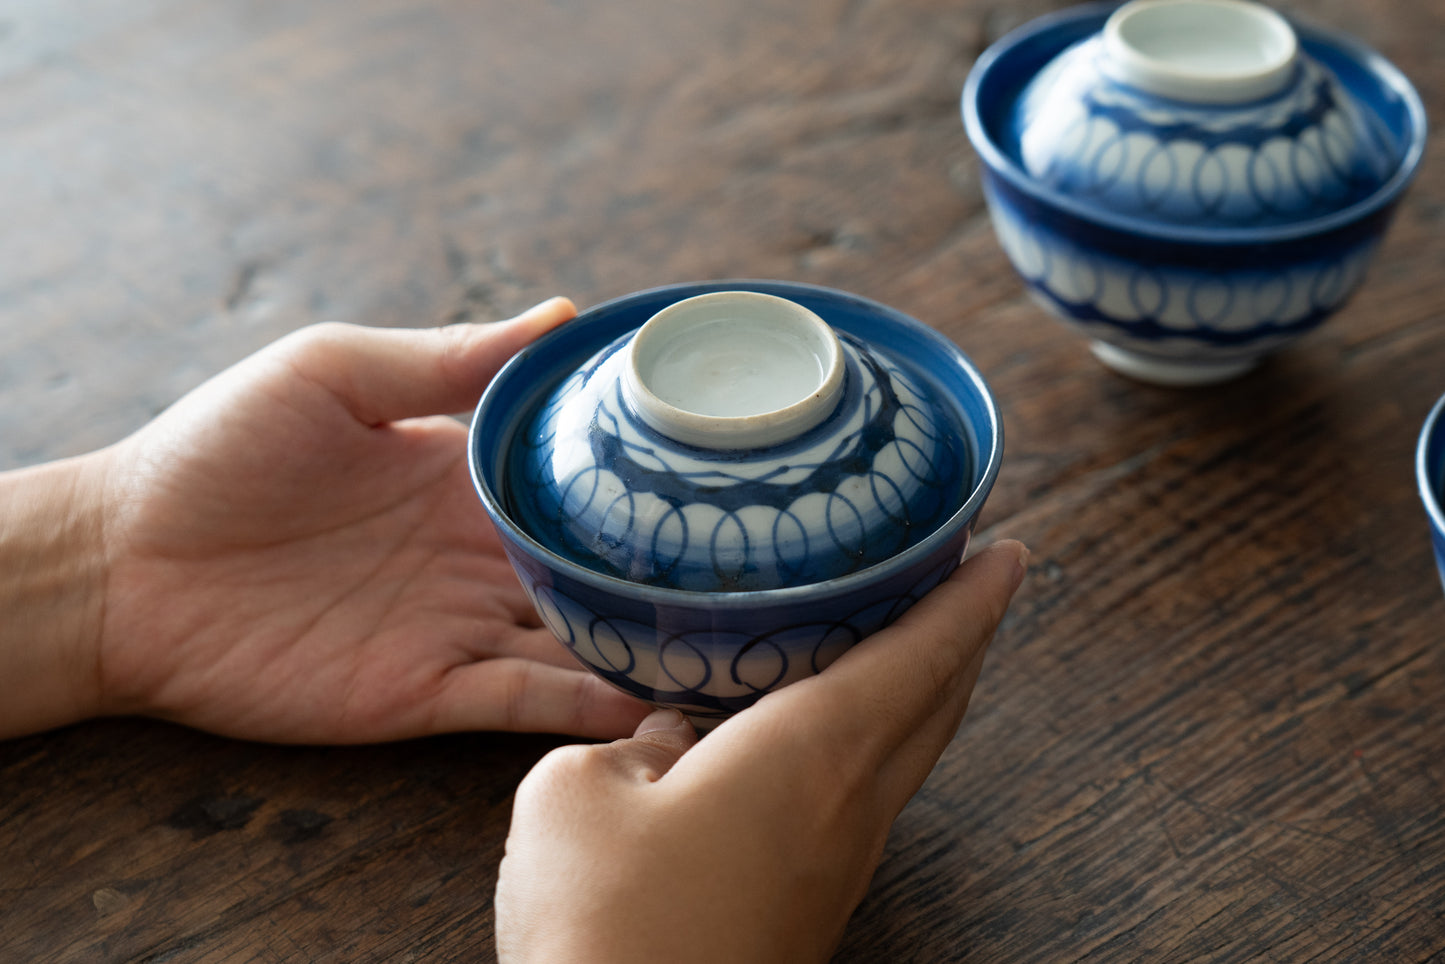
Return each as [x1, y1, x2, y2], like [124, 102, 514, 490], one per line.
[873, 605, 996, 816]
[470, 624, 596, 671]
[432, 657, 653, 739]
[285, 297, 576, 425]
[822, 539, 1026, 755]
[705, 540, 1027, 807]
[509, 709, 695, 832]
[459, 555, 550, 632]
[594, 708, 699, 783]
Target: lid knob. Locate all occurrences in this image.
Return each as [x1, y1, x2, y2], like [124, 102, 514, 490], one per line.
[622, 291, 846, 449]
[1102, 0, 1298, 104]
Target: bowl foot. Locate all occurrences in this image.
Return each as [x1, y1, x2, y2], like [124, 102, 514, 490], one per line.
[1089, 342, 1259, 387]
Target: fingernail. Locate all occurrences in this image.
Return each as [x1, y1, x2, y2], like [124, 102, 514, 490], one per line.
[491, 296, 570, 326]
[635, 708, 687, 737]
[1012, 545, 1030, 592]
[525, 295, 574, 316]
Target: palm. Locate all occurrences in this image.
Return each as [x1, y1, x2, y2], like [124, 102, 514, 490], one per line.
[97, 314, 650, 743]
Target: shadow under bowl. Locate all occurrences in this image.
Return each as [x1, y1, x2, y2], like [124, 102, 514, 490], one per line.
[468, 280, 1003, 728]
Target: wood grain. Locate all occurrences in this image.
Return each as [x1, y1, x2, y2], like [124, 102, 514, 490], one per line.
[3, 0, 1444, 960]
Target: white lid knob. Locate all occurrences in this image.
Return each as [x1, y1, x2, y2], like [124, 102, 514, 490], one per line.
[1103, 0, 1298, 104]
[622, 291, 845, 450]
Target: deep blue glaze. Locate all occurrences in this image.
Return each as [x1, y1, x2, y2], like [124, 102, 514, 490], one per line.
[1012, 40, 1396, 228]
[964, 3, 1425, 247]
[469, 280, 1002, 723]
[1416, 393, 1445, 595]
[980, 171, 1382, 357]
[510, 325, 970, 591]
[961, 3, 1426, 375]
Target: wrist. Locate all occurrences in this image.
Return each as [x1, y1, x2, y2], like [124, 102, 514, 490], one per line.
[0, 450, 112, 738]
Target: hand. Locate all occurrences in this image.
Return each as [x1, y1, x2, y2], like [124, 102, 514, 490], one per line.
[494, 540, 1028, 964]
[78, 299, 651, 743]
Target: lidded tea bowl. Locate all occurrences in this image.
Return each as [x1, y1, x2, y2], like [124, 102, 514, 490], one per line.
[469, 281, 1002, 727]
[511, 290, 969, 593]
[963, 0, 1426, 385]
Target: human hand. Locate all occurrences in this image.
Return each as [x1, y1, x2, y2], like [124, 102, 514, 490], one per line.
[494, 539, 1028, 963]
[76, 299, 650, 743]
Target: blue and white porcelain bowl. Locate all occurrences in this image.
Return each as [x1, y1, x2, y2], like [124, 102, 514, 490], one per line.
[963, 0, 1425, 386]
[468, 281, 1002, 727]
[1415, 393, 1445, 596]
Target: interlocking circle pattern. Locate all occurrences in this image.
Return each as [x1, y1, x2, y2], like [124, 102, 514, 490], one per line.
[1016, 41, 1396, 228]
[988, 191, 1377, 361]
[523, 557, 957, 720]
[511, 331, 971, 591]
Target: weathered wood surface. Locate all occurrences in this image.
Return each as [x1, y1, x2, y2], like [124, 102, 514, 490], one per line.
[3, 0, 1444, 960]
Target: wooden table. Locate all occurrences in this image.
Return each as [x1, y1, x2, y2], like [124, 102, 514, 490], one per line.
[4, 1, 1443, 960]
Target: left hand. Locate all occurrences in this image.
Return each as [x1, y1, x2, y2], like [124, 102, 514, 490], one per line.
[89, 299, 652, 743]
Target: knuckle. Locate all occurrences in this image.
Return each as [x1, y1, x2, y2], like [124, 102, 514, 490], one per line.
[915, 623, 969, 699]
[272, 320, 353, 367]
[502, 663, 531, 730]
[430, 322, 475, 379]
[515, 744, 598, 802]
[293, 319, 353, 349]
[981, 590, 1012, 636]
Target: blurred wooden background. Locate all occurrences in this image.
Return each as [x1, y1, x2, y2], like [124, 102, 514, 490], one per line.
[3, 0, 1444, 960]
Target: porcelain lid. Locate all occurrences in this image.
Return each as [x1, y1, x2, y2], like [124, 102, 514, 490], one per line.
[503, 292, 975, 592]
[1009, 0, 1400, 230]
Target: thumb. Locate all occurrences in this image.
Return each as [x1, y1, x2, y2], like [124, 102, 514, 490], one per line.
[599, 708, 699, 783]
[285, 296, 576, 425]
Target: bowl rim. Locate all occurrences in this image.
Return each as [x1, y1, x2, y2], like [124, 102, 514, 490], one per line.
[1416, 392, 1445, 539]
[467, 279, 1004, 608]
[961, 1, 1428, 247]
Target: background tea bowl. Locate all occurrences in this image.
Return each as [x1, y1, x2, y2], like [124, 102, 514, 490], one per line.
[468, 280, 1003, 730]
[962, 0, 1426, 387]
[1416, 393, 1445, 595]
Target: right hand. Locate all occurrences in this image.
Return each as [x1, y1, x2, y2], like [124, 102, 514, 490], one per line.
[495, 539, 1029, 963]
